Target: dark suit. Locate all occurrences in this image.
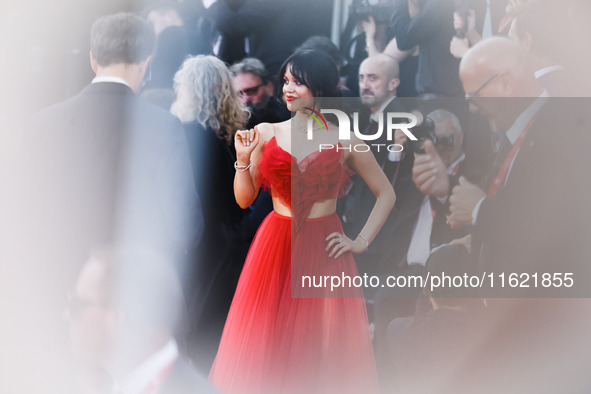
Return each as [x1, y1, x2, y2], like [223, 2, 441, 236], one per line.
[20, 81, 203, 316]
[341, 97, 419, 279]
[182, 121, 267, 372]
[472, 99, 591, 296]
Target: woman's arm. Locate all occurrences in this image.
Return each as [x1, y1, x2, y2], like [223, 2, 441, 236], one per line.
[348, 140, 396, 245]
[363, 15, 416, 62]
[362, 15, 383, 57]
[383, 36, 416, 64]
[234, 126, 265, 208]
[327, 138, 396, 258]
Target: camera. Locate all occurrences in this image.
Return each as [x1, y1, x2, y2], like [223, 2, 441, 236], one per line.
[408, 111, 455, 154]
[407, 111, 437, 153]
[349, 0, 395, 24]
[408, 111, 435, 154]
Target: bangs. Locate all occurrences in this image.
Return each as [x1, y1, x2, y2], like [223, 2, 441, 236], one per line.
[289, 62, 315, 95]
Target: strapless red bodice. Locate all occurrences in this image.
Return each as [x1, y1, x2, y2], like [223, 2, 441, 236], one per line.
[257, 137, 353, 231]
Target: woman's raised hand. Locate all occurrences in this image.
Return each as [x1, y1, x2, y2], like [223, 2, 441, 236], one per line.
[235, 128, 259, 164]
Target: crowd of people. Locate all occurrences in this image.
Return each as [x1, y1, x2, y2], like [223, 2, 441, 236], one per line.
[3, 0, 591, 393]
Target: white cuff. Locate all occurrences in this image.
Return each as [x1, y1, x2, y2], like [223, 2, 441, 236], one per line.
[471, 197, 486, 225]
[387, 151, 403, 162]
[436, 195, 448, 205]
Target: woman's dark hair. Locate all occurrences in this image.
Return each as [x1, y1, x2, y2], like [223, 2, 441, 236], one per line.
[278, 50, 340, 99]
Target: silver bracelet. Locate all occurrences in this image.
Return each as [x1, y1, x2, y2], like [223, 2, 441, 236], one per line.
[357, 234, 369, 252]
[234, 160, 252, 172]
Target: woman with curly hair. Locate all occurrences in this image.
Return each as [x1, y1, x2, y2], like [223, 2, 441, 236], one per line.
[171, 55, 253, 372]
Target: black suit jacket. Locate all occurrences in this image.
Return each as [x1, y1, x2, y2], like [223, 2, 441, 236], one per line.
[341, 98, 421, 275]
[472, 99, 591, 296]
[20, 82, 203, 307]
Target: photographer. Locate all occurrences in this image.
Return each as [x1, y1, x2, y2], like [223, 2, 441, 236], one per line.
[361, 0, 419, 97]
[449, 0, 514, 59]
[204, 0, 328, 79]
[409, 110, 467, 253]
[390, 0, 464, 97]
[449, 6, 481, 59]
[373, 109, 471, 389]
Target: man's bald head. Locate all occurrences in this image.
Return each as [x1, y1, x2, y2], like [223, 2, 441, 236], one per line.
[361, 54, 400, 81]
[358, 54, 400, 112]
[460, 37, 541, 128]
[460, 37, 539, 98]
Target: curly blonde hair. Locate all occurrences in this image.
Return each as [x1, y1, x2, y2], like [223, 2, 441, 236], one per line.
[171, 55, 248, 144]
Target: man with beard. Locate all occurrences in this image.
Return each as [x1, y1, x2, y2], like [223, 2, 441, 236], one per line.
[230, 57, 289, 129]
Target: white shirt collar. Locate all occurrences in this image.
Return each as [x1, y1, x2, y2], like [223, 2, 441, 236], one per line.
[534, 65, 565, 80]
[505, 93, 548, 144]
[447, 153, 465, 175]
[92, 76, 131, 89]
[117, 339, 178, 394]
[370, 96, 397, 122]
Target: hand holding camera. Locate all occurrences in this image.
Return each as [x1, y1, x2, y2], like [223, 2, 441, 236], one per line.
[412, 140, 450, 199]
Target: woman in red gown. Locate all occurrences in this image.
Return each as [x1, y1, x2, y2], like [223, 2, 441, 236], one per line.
[209, 50, 396, 393]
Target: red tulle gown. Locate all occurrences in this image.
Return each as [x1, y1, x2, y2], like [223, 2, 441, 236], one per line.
[209, 137, 379, 393]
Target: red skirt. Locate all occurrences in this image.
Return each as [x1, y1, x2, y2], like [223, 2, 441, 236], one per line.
[209, 212, 378, 393]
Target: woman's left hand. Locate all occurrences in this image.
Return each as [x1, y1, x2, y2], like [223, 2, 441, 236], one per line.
[325, 232, 365, 258]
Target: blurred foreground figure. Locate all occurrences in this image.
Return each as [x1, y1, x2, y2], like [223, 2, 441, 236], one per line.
[22, 11, 202, 305]
[66, 248, 217, 393]
[436, 36, 591, 393]
[4, 13, 202, 392]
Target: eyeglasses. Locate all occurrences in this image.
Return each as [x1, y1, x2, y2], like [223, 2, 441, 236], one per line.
[238, 84, 264, 97]
[465, 73, 500, 100]
[434, 134, 454, 148]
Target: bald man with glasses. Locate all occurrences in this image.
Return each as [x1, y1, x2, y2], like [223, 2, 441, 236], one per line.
[444, 37, 589, 295]
[427, 37, 591, 392]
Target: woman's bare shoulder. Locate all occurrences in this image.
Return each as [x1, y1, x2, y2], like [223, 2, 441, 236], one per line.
[256, 120, 291, 142]
[254, 122, 276, 143]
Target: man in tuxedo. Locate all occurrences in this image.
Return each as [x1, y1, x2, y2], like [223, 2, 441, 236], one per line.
[340, 54, 417, 285]
[20, 12, 203, 334]
[66, 248, 217, 393]
[373, 109, 471, 385]
[448, 37, 590, 283]
[439, 37, 591, 390]
[406, 109, 468, 269]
